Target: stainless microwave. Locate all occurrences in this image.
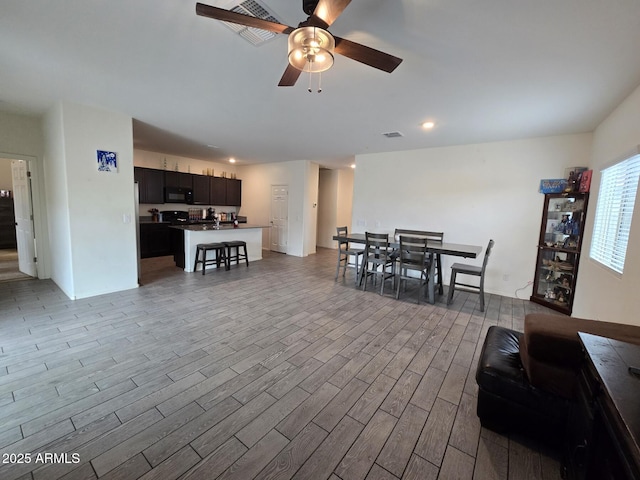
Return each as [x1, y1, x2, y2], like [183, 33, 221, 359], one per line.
[164, 186, 193, 204]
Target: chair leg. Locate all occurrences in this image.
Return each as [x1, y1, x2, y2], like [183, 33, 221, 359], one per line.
[335, 249, 342, 280]
[361, 262, 369, 291]
[479, 279, 485, 312]
[242, 244, 249, 267]
[223, 247, 230, 271]
[194, 247, 200, 273]
[342, 254, 348, 278]
[353, 254, 360, 285]
[436, 254, 443, 295]
[447, 270, 457, 304]
[202, 249, 207, 275]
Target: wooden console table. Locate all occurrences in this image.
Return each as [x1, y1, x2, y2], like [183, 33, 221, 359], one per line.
[565, 332, 640, 479]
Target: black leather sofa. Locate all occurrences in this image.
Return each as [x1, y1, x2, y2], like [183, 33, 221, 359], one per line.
[476, 313, 640, 443]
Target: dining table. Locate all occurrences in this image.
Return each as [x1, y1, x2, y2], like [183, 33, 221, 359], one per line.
[333, 232, 483, 304]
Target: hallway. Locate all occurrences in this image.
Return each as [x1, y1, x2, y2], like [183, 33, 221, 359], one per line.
[0, 249, 31, 283]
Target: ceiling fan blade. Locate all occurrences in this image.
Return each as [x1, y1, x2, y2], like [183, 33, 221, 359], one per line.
[278, 64, 303, 86]
[334, 36, 403, 73]
[308, 0, 352, 28]
[196, 3, 293, 34]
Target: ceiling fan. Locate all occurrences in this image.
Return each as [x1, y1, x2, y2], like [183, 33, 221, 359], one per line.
[195, 0, 403, 87]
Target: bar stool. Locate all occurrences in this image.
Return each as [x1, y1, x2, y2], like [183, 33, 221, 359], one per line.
[224, 240, 249, 268]
[194, 243, 228, 275]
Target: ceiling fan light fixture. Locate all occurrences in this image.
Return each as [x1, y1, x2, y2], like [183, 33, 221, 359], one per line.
[288, 26, 335, 73]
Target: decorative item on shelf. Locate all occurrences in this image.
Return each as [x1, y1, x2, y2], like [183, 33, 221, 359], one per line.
[578, 170, 592, 192]
[0, 190, 11, 198]
[564, 167, 587, 192]
[563, 235, 578, 249]
[163, 158, 167, 170]
[540, 179, 567, 194]
[148, 208, 159, 222]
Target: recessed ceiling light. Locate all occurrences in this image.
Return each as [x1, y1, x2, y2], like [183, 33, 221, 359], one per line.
[422, 121, 435, 130]
[351, 164, 356, 169]
[229, 158, 236, 163]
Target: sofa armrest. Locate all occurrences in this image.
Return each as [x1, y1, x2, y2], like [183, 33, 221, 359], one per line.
[520, 313, 640, 398]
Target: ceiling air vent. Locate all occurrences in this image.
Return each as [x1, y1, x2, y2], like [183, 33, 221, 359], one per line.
[382, 131, 404, 138]
[221, 0, 282, 46]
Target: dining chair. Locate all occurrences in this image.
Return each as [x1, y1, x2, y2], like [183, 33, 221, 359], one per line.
[392, 229, 444, 295]
[395, 235, 428, 302]
[419, 231, 444, 295]
[334, 226, 364, 284]
[447, 239, 495, 312]
[359, 232, 395, 295]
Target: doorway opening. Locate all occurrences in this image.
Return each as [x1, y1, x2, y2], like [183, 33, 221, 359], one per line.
[0, 156, 37, 282]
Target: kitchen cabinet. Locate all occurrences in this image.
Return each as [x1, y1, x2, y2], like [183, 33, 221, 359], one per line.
[164, 171, 193, 189]
[226, 178, 242, 206]
[134, 167, 241, 206]
[209, 177, 241, 206]
[530, 192, 589, 315]
[134, 167, 165, 204]
[0, 198, 17, 249]
[210, 176, 226, 205]
[192, 174, 210, 205]
[139, 222, 172, 258]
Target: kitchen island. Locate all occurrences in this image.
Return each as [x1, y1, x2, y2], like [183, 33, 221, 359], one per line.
[170, 224, 268, 272]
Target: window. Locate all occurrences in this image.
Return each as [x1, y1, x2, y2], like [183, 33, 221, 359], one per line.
[589, 151, 640, 273]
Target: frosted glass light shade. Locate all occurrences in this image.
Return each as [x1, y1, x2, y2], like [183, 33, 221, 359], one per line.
[288, 26, 335, 73]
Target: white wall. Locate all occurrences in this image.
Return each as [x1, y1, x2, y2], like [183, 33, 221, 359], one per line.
[574, 83, 640, 325]
[336, 168, 355, 236]
[353, 133, 593, 297]
[44, 101, 138, 299]
[43, 103, 74, 295]
[238, 159, 318, 256]
[0, 159, 12, 190]
[303, 162, 319, 257]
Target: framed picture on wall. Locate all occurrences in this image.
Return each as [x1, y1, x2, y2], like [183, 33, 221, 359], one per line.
[97, 150, 118, 172]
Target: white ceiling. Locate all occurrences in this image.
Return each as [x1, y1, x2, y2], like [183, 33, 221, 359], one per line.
[2, 0, 640, 169]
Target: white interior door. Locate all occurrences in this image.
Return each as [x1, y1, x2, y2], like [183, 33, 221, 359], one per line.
[270, 185, 288, 253]
[11, 160, 37, 277]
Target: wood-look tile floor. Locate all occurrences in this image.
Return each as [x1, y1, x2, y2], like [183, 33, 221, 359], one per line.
[0, 248, 563, 480]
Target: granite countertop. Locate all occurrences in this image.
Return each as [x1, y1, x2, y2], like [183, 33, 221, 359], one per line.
[169, 224, 269, 231]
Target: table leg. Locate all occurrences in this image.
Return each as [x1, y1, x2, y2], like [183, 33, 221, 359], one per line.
[427, 253, 436, 304]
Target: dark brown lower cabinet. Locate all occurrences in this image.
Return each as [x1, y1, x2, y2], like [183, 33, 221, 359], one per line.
[564, 333, 640, 480]
[139, 223, 172, 258]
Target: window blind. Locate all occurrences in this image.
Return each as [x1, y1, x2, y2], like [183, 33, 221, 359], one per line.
[589, 153, 640, 273]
